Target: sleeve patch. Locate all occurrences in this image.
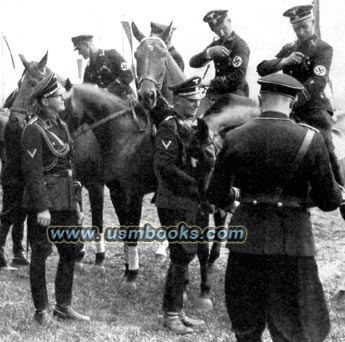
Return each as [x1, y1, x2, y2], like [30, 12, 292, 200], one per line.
[161, 140, 172, 150]
[232, 56, 242, 68]
[120, 62, 129, 71]
[314, 65, 327, 76]
[27, 148, 37, 158]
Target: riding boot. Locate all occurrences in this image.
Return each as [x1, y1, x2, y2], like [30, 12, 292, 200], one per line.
[0, 246, 7, 267]
[0, 223, 10, 267]
[329, 149, 345, 186]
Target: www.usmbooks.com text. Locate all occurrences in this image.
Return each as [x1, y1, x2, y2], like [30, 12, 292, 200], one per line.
[47, 223, 247, 244]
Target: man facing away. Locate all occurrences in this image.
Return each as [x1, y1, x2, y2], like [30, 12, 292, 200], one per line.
[207, 72, 342, 342]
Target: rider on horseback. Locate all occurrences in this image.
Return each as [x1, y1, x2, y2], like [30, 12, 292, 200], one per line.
[189, 9, 250, 101]
[71, 34, 135, 100]
[257, 4, 344, 186]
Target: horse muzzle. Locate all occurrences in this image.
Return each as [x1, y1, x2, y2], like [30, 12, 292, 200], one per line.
[137, 81, 158, 111]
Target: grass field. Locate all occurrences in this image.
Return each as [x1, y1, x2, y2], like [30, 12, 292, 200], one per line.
[1, 190, 345, 342]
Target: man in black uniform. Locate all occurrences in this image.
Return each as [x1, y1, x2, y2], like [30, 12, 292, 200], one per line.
[150, 22, 185, 71]
[71, 34, 134, 99]
[0, 104, 31, 270]
[190, 9, 250, 99]
[22, 73, 90, 325]
[207, 73, 342, 342]
[257, 4, 343, 186]
[154, 77, 209, 334]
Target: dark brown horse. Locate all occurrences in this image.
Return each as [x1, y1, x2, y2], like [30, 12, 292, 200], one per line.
[65, 84, 156, 289]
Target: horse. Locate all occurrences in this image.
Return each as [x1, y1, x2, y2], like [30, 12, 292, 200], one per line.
[0, 52, 53, 265]
[64, 83, 156, 289]
[133, 28, 227, 309]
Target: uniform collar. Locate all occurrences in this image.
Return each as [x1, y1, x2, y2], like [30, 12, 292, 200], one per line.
[297, 34, 319, 47]
[258, 111, 293, 120]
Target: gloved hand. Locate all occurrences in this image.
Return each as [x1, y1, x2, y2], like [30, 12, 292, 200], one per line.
[206, 46, 230, 59]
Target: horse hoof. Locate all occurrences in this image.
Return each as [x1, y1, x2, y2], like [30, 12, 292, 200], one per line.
[196, 297, 213, 312]
[155, 254, 167, 263]
[119, 280, 137, 294]
[75, 262, 84, 273]
[95, 252, 105, 266]
[94, 265, 106, 276]
[183, 291, 188, 304]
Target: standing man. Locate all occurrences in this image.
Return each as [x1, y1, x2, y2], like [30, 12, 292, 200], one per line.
[257, 4, 343, 186]
[150, 22, 185, 71]
[71, 34, 134, 100]
[154, 77, 209, 334]
[22, 73, 89, 325]
[190, 9, 250, 101]
[207, 73, 342, 342]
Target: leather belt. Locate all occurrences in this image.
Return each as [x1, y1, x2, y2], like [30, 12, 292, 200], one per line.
[241, 194, 307, 208]
[44, 169, 73, 177]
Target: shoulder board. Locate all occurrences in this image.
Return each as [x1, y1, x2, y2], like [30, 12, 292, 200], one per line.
[163, 115, 174, 122]
[298, 123, 320, 133]
[282, 41, 296, 50]
[27, 116, 38, 126]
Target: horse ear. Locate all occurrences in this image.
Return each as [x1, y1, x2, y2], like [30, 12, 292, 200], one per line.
[161, 21, 173, 44]
[131, 22, 145, 42]
[19, 54, 30, 70]
[197, 118, 210, 142]
[38, 50, 48, 70]
[65, 78, 73, 91]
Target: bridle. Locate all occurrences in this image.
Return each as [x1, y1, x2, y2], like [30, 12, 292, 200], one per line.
[136, 36, 173, 108]
[10, 67, 42, 118]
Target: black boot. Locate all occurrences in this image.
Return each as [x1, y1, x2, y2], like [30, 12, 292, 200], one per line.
[329, 149, 345, 186]
[0, 246, 7, 267]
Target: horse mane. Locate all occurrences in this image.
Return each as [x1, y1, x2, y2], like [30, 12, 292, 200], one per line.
[204, 94, 258, 117]
[71, 84, 127, 118]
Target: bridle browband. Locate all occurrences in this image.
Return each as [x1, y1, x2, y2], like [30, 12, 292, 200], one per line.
[136, 37, 173, 107]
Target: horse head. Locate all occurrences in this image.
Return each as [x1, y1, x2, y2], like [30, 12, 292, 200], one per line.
[133, 23, 185, 111]
[10, 51, 51, 118]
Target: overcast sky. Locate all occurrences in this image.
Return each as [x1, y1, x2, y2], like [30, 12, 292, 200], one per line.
[1, 0, 345, 107]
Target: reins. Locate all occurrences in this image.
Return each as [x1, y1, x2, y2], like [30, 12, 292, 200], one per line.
[73, 103, 150, 137]
[73, 106, 134, 137]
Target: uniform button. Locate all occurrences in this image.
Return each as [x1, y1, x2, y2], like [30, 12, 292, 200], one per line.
[253, 200, 257, 205]
[289, 71, 293, 74]
[277, 202, 283, 208]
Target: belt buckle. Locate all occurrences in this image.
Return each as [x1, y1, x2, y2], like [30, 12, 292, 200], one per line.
[277, 202, 283, 208]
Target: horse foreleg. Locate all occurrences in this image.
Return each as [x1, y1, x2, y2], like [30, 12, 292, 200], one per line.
[208, 208, 227, 267]
[195, 211, 213, 311]
[109, 182, 143, 290]
[86, 181, 105, 266]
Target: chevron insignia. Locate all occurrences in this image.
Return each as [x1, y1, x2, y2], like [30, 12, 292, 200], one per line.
[162, 140, 172, 150]
[27, 148, 37, 158]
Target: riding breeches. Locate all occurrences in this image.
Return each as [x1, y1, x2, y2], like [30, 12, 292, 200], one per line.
[225, 252, 330, 342]
[158, 207, 198, 313]
[0, 184, 27, 255]
[27, 210, 83, 311]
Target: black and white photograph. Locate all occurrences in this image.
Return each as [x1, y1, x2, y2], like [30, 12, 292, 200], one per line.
[1, 0, 345, 341]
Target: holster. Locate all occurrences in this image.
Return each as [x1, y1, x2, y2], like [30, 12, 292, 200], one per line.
[44, 171, 82, 211]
